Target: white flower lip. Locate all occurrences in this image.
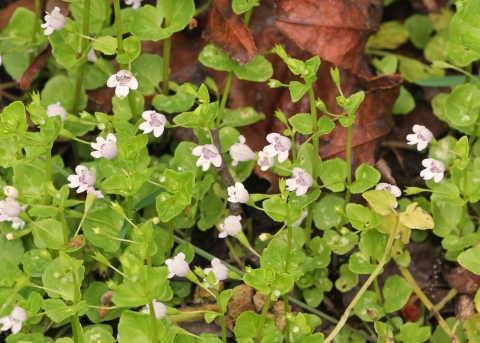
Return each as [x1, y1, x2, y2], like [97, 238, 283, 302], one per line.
[0, 306, 27, 334]
[4, 186, 19, 199]
[68, 165, 96, 193]
[263, 133, 292, 163]
[227, 182, 249, 203]
[107, 70, 139, 98]
[229, 135, 255, 166]
[139, 111, 167, 137]
[165, 252, 190, 278]
[257, 151, 275, 171]
[192, 144, 222, 171]
[0, 196, 26, 230]
[420, 158, 445, 183]
[40, 7, 66, 36]
[204, 258, 228, 284]
[46, 102, 67, 121]
[218, 215, 242, 238]
[285, 168, 313, 196]
[406, 125, 433, 151]
[125, 0, 143, 10]
[141, 299, 167, 319]
[375, 183, 401, 208]
[91, 133, 118, 160]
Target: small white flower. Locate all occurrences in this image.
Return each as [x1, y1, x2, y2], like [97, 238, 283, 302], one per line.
[87, 48, 97, 63]
[0, 306, 27, 334]
[263, 133, 292, 163]
[375, 183, 401, 208]
[229, 135, 255, 166]
[192, 144, 222, 171]
[406, 125, 433, 151]
[165, 252, 190, 278]
[286, 168, 313, 196]
[1, 197, 21, 219]
[204, 258, 228, 284]
[142, 299, 167, 319]
[11, 217, 25, 230]
[292, 210, 308, 227]
[46, 102, 67, 121]
[91, 133, 118, 160]
[257, 151, 275, 171]
[227, 182, 249, 203]
[125, 0, 143, 10]
[420, 158, 445, 183]
[218, 215, 242, 238]
[68, 165, 97, 193]
[139, 111, 167, 137]
[107, 70, 139, 98]
[4, 186, 19, 199]
[40, 7, 66, 35]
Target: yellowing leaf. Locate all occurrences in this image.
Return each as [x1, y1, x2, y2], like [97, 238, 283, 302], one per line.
[399, 202, 434, 230]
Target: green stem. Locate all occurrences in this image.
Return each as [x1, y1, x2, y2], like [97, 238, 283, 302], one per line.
[216, 71, 234, 126]
[71, 270, 84, 343]
[373, 268, 383, 307]
[255, 293, 272, 342]
[284, 294, 291, 343]
[344, 124, 353, 206]
[13, 136, 23, 159]
[162, 0, 172, 94]
[45, 147, 52, 205]
[148, 300, 159, 343]
[216, 297, 227, 343]
[469, 108, 480, 147]
[73, 0, 91, 113]
[322, 227, 396, 343]
[167, 219, 174, 258]
[126, 196, 134, 235]
[113, 0, 124, 66]
[284, 224, 292, 343]
[32, 0, 40, 46]
[244, 8, 253, 26]
[60, 209, 69, 246]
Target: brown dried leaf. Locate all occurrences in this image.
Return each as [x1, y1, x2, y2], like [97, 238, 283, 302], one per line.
[447, 266, 480, 295]
[274, 0, 383, 76]
[456, 295, 475, 323]
[202, 0, 256, 65]
[17, 44, 52, 90]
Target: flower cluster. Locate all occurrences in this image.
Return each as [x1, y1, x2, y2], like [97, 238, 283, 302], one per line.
[0, 306, 26, 334]
[0, 186, 26, 230]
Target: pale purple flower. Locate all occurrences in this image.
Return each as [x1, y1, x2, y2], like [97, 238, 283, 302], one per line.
[87, 188, 104, 199]
[263, 133, 292, 163]
[142, 299, 167, 319]
[218, 215, 242, 238]
[91, 133, 118, 160]
[204, 258, 229, 284]
[257, 151, 274, 171]
[139, 111, 167, 137]
[229, 135, 255, 166]
[46, 102, 67, 121]
[41, 7, 66, 35]
[0, 197, 27, 230]
[192, 144, 222, 171]
[4, 186, 19, 199]
[125, 0, 143, 10]
[286, 168, 313, 196]
[406, 125, 433, 151]
[68, 165, 97, 193]
[375, 183, 402, 208]
[11, 217, 25, 230]
[227, 182, 249, 203]
[420, 158, 445, 183]
[165, 252, 189, 278]
[0, 306, 27, 334]
[107, 70, 138, 98]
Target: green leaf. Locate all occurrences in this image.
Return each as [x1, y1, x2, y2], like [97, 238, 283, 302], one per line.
[233, 55, 273, 82]
[129, 5, 164, 41]
[442, 233, 480, 251]
[0, 257, 21, 287]
[234, 311, 275, 340]
[445, 84, 480, 128]
[243, 268, 271, 294]
[324, 230, 358, 255]
[405, 14, 434, 49]
[170, 142, 198, 172]
[261, 238, 299, 273]
[84, 282, 125, 323]
[366, 21, 409, 49]
[84, 58, 117, 91]
[335, 263, 358, 292]
[197, 192, 223, 231]
[7, 8, 45, 45]
[152, 83, 196, 114]
[199, 44, 237, 72]
[232, 0, 260, 14]
[92, 36, 118, 55]
[131, 54, 164, 95]
[49, 21, 81, 68]
[262, 196, 287, 222]
[313, 195, 344, 230]
[219, 126, 241, 153]
[83, 327, 115, 343]
[350, 163, 381, 194]
[362, 190, 397, 215]
[82, 205, 125, 252]
[400, 323, 431, 343]
[346, 204, 379, 231]
[0, 101, 28, 137]
[32, 219, 64, 250]
[431, 183, 465, 206]
[464, 314, 480, 343]
[221, 107, 265, 127]
[21, 249, 51, 278]
[70, 0, 110, 33]
[317, 116, 335, 136]
[118, 311, 166, 343]
[458, 247, 480, 275]
[319, 158, 347, 192]
[455, 136, 470, 160]
[392, 86, 415, 115]
[308, 237, 331, 269]
[289, 81, 310, 102]
[41, 75, 87, 112]
[383, 275, 412, 313]
[289, 113, 312, 135]
[374, 321, 394, 343]
[354, 290, 385, 322]
[116, 36, 141, 64]
[112, 89, 144, 121]
[349, 252, 377, 274]
[432, 201, 462, 237]
[42, 299, 88, 323]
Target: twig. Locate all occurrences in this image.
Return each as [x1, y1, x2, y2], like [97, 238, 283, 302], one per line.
[17, 43, 52, 90]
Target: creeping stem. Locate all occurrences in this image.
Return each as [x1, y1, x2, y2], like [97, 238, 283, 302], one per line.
[216, 71, 234, 126]
[284, 224, 293, 343]
[73, 0, 91, 113]
[214, 291, 227, 343]
[162, 0, 172, 94]
[146, 251, 160, 343]
[255, 293, 272, 342]
[344, 124, 353, 205]
[32, 0, 40, 46]
[323, 227, 396, 343]
[45, 146, 52, 205]
[71, 270, 85, 343]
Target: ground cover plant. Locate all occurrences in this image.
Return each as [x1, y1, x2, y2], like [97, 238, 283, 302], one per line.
[1, 0, 480, 342]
